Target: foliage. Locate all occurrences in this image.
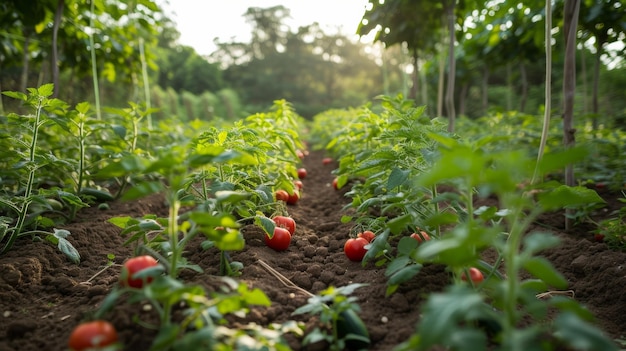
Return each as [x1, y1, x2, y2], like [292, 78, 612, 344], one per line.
[0, 84, 82, 262]
[309, 96, 618, 350]
[292, 283, 370, 351]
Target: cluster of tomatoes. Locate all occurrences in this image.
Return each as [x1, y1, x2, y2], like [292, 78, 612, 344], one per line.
[68, 255, 159, 350]
[342, 229, 485, 284]
[264, 215, 297, 251]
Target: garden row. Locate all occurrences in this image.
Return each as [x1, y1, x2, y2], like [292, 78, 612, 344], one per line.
[1, 87, 624, 350]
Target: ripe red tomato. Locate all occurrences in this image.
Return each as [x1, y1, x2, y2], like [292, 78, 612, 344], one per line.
[322, 157, 333, 165]
[273, 215, 296, 235]
[68, 320, 118, 351]
[410, 231, 431, 243]
[357, 230, 376, 243]
[344, 237, 369, 262]
[297, 168, 307, 179]
[594, 233, 605, 242]
[275, 190, 289, 202]
[461, 267, 484, 284]
[265, 227, 292, 251]
[286, 190, 300, 205]
[120, 255, 158, 288]
[332, 177, 339, 190]
[294, 180, 303, 190]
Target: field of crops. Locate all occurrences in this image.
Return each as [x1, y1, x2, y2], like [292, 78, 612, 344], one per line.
[1, 87, 625, 350]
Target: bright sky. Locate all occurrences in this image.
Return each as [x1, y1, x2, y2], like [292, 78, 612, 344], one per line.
[159, 1, 371, 56]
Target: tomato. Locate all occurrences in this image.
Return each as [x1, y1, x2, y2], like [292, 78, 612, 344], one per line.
[332, 177, 339, 190]
[410, 231, 430, 243]
[286, 190, 300, 205]
[461, 267, 484, 284]
[273, 215, 296, 235]
[68, 320, 118, 351]
[275, 190, 289, 202]
[357, 230, 376, 243]
[296, 149, 305, 159]
[594, 233, 605, 242]
[120, 255, 158, 288]
[265, 227, 292, 251]
[294, 180, 303, 190]
[322, 157, 333, 165]
[344, 237, 369, 262]
[297, 168, 307, 179]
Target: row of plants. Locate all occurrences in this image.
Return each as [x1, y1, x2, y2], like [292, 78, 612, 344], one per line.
[0, 85, 374, 350]
[309, 94, 620, 350]
[2, 85, 623, 350]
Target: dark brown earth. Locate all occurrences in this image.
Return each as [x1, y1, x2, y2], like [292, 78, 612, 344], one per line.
[0, 149, 624, 351]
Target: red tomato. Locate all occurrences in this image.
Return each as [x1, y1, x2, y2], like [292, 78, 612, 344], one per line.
[332, 177, 339, 190]
[68, 320, 118, 351]
[357, 230, 376, 243]
[594, 233, 605, 242]
[275, 190, 289, 202]
[273, 215, 296, 235]
[297, 168, 307, 179]
[410, 231, 431, 243]
[120, 255, 158, 288]
[294, 180, 303, 190]
[322, 157, 333, 165]
[296, 149, 305, 159]
[344, 237, 369, 262]
[286, 190, 300, 205]
[265, 227, 292, 251]
[461, 267, 484, 284]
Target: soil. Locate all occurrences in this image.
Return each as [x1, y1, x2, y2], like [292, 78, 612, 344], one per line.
[1, 149, 625, 351]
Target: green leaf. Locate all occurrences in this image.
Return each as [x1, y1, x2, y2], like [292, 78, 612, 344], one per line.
[121, 181, 164, 201]
[387, 167, 410, 190]
[387, 264, 422, 286]
[37, 83, 54, 97]
[108, 216, 134, 229]
[54, 231, 80, 265]
[522, 232, 560, 256]
[215, 190, 251, 204]
[538, 185, 605, 211]
[255, 216, 275, 236]
[522, 257, 567, 289]
[554, 312, 619, 351]
[2, 91, 27, 101]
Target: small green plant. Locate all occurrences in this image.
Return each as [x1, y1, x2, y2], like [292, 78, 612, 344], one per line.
[293, 283, 370, 351]
[594, 193, 626, 250]
[393, 135, 617, 351]
[0, 85, 80, 262]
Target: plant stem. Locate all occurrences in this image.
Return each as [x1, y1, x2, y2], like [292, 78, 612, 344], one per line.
[88, 0, 101, 120]
[2, 97, 44, 253]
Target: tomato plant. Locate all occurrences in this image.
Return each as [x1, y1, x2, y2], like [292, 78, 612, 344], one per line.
[273, 215, 296, 235]
[120, 255, 159, 288]
[461, 267, 484, 284]
[357, 230, 375, 243]
[410, 231, 430, 243]
[265, 227, 292, 251]
[297, 168, 307, 179]
[344, 237, 368, 262]
[68, 320, 118, 351]
[275, 189, 290, 202]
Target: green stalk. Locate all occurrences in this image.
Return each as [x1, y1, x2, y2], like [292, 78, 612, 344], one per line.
[502, 205, 541, 348]
[167, 193, 181, 278]
[88, 0, 101, 120]
[2, 97, 44, 253]
[138, 37, 152, 130]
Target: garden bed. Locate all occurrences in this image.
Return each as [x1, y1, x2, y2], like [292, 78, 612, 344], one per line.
[0, 149, 624, 351]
